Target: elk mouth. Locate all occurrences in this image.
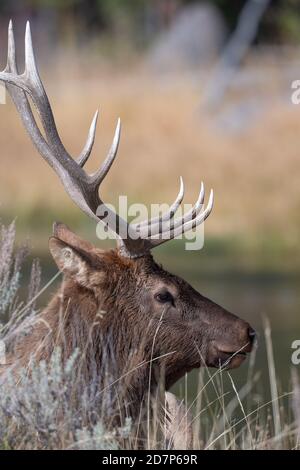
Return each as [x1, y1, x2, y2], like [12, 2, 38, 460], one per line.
[210, 342, 252, 369]
[164, 343, 252, 388]
[216, 350, 247, 369]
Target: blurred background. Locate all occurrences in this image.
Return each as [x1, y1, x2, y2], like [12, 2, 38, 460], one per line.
[0, 0, 300, 402]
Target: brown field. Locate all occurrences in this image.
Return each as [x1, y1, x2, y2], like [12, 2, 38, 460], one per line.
[0, 53, 300, 268]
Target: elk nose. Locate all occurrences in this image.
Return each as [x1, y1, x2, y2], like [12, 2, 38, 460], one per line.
[248, 327, 256, 343]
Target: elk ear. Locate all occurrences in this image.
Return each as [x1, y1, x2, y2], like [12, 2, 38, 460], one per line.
[49, 237, 95, 286]
[53, 222, 94, 252]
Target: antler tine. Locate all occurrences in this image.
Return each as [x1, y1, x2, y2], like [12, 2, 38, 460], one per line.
[77, 110, 99, 167]
[91, 118, 121, 187]
[5, 20, 17, 73]
[138, 180, 204, 238]
[147, 189, 214, 248]
[24, 21, 98, 174]
[135, 177, 184, 233]
[176, 181, 205, 227]
[165, 181, 205, 231]
[24, 21, 74, 160]
[25, 21, 104, 174]
[173, 188, 214, 235]
[26, 21, 99, 171]
[24, 21, 40, 84]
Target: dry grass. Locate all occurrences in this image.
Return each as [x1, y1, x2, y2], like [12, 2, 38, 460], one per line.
[0, 52, 300, 259]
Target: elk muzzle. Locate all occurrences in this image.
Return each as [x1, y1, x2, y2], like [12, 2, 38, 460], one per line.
[208, 320, 256, 369]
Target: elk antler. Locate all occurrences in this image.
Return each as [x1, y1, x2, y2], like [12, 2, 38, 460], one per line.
[0, 21, 214, 258]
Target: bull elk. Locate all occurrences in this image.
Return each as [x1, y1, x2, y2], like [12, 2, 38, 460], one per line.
[0, 22, 256, 446]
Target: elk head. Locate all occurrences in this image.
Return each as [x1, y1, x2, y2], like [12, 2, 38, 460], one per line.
[0, 22, 256, 394]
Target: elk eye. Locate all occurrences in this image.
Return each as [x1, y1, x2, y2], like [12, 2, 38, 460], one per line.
[155, 290, 174, 304]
